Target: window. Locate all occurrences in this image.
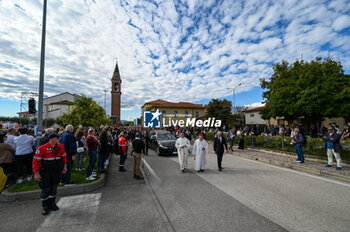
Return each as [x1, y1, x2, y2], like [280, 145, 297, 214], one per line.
[174, 111, 177, 117]
[162, 110, 166, 117]
[195, 111, 199, 117]
[185, 111, 188, 118]
[250, 114, 255, 117]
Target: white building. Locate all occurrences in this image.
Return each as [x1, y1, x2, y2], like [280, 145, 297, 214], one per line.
[244, 106, 266, 125]
[18, 92, 80, 120]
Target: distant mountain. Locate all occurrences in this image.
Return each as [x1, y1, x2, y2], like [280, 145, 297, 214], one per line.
[120, 120, 130, 123]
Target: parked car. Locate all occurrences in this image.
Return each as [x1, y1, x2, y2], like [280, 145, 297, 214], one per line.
[149, 130, 177, 156]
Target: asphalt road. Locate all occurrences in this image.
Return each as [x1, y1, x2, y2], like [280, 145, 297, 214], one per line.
[1, 147, 349, 232]
[144, 148, 350, 232]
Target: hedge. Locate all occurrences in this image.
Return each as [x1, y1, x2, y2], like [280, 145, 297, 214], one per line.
[203, 132, 350, 161]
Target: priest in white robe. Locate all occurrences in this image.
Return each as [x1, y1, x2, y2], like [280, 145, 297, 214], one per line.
[175, 132, 191, 173]
[192, 133, 208, 172]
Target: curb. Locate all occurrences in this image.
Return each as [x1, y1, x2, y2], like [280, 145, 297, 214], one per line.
[231, 152, 350, 184]
[0, 173, 106, 202]
[247, 147, 350, 166]
[0, 156, 112, 202]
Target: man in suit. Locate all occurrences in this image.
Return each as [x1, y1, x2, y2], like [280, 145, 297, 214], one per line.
[213, 131, 228, 171]
[323, 125, 344, 170]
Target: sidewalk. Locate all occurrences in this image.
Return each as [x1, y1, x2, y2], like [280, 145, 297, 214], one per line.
[207, 141, 350, 183]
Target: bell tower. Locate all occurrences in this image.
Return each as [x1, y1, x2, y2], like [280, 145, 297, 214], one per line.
[111, 61, 122, 127]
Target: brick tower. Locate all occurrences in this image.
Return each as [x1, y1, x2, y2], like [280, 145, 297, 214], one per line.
[111, 61, 122, 127]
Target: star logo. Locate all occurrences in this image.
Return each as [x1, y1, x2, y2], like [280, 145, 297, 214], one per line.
[143, 109, 161, 128]
[150, 109, 161, 122]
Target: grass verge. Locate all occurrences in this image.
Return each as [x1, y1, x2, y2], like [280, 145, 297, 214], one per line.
[8, 153, 103, 193]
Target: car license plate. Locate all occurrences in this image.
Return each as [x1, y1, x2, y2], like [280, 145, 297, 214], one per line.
[173, 151, 178, 154]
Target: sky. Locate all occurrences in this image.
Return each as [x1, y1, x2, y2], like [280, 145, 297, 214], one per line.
[0, 0, 350, 121]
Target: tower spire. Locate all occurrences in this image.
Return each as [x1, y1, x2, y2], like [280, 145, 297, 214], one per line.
[112, 60, 120, 80]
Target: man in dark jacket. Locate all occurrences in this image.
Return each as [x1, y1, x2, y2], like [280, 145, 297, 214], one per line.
[132, 133, 144, 179]
[292, 128, 305, 163]
[59, 125, 77, 185]
[213, 131, 228, 171]
[142, 130, 149, 156]
[323, 125, 343, 170]
[341, 123, 350, 140]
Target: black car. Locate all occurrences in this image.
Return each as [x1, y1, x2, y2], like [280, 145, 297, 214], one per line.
[149, 130, 178, 156]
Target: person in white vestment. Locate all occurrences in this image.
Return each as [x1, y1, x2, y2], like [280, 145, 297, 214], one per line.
[175, 132, 191, 173]
[192, 133, 208, 172]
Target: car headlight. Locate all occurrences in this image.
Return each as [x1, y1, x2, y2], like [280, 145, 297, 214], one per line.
[159, 144, 167, 149]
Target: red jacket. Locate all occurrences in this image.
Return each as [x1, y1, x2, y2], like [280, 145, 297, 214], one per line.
[33, 142, 67, 173]
[119, 136, 128, 154]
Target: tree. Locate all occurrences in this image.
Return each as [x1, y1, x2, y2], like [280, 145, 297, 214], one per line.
[31, 118, 37, 125]
[123, 121, 134, 127]
[261, 57, 350, 126]
[43, 118, 55, 128]
[206, 99, 232, 127]
[61, 96, 111, 127]
[55, 117, 63, 127]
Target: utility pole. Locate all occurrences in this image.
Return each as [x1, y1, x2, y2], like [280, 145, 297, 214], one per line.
[227, 83, 242, 114]
[37, 0, 47, 146]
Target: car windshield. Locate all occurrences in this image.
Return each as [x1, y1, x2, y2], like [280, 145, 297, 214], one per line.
[157, 133, 175, 140]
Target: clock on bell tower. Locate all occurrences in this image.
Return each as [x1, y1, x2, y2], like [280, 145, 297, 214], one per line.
[111, 61, 122, 127]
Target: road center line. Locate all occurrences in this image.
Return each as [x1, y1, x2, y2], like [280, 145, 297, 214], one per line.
[169, 152, 350, 188]
[230, 154, 350, 187]
[143, 158, 162, 183]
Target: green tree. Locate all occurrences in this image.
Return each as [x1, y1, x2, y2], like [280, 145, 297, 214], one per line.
[123, 121, 134, 127]
[206, 99, 232, 127]
[261, 57, 350, 126]
[61, 96, 111, 127]
[31, 118, 37, 125]
[43, 118, 55, 128]
[55, 117, 63, 127]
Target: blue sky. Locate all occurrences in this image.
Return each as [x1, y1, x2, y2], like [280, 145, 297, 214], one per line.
[0, 0, 350, 121]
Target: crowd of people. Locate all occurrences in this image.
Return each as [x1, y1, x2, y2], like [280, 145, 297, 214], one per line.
[0, 121, 349, 215]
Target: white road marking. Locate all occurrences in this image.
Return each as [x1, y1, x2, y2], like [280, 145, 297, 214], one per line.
[232, 154, 350, 187]
[143, 159, 161, 184]
[169, 153, 350, 187]
[36, 193, 102, 232]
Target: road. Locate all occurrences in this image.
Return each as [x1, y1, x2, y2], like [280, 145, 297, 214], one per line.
[1, 147, 349, 232]
[143, 148, 350, 232]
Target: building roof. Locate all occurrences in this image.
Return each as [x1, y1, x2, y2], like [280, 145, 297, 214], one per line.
[17, 111, 30, 115]
[142, 99, 206, 109]
[244, 106, 266, 113]
[49, 100, 74, 105]
[43, 92, 80, 100]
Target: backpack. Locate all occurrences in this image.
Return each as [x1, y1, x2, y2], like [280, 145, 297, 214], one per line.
[0, 167, 7, 192]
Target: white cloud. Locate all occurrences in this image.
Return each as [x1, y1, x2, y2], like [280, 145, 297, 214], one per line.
[245, 102, 265, 108]
[0, 0, 349, 116]
[332, 15, 350, 31]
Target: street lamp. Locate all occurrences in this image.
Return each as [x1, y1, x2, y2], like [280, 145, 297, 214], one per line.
[37, 0, 47, 146]
[103, 90, 107, 115]
[227, 83, 242, 114]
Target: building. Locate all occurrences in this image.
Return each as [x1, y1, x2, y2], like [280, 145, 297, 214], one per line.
[244, 106, 266, 125]
[111, 61, 122, 127]
[141, 100, 206, 128]
[244, 106, 349, 129]
[133, 118, 142, 126]
[18, 92, 79, 120]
